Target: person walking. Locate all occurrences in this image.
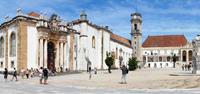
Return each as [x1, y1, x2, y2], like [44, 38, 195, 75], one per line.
[39, 67, 43, 84]
[25, 69, 29, 79]
[11, 68, 18, 81]
[121, 65, 128, 84]
[3, 68, 8, 81]
[88, 66, 92, 80]
[43, 68, 49, 85]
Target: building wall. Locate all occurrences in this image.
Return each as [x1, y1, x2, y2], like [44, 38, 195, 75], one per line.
[110, 41, 132, 68]
[142, 45, 192, 68]
[27, 26, 38, 69]
[8, 24, 18, 71]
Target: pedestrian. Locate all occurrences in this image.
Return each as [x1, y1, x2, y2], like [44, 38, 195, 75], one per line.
[121, 65, 128, 84]
[88, 66, 92, 80]
[39, 67, 43, 84]
[11, 68, 18, 81]
[94, 67, 97, 74]
[43, 68, 49, 85]
[25, 69, 29, 79]
[20, 68, 25, 79]
[3, 68, 8, 81]
[182, 64, 185, 71]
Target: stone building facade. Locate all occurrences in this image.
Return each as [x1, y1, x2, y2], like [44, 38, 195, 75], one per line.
[192, 35, 200, 74]
[0, 11, 138, 71]
[142, 35, 193, 68]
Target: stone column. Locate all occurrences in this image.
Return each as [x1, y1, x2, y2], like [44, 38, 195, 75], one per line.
[186, 50, 188, 64]
[60, 42, 64, 67]
[63, 42, 67, 70]
[55, 42, 60, 69]
[36, 38, 39, 68]
[39, 38, 44, 67]
[44, 39, 48, 68]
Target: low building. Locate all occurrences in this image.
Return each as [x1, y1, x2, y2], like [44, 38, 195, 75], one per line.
[142, 35, 193, 68]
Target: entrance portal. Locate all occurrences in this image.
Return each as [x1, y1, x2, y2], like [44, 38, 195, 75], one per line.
[47, 42, 56, 71]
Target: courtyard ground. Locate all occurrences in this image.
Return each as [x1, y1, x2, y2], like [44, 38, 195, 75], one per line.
[1, 68, 200, 94]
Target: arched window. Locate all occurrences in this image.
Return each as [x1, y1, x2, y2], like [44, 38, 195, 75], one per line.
[116, 47, 118, 59]
[167, 56, 171, 62]
[182, 50, 187, 62]
[159, 56, 162, 62]
[0, 37, 4, 57]
[10, 33, 16, 56]
[188, 50, 192, 61]
[134, 24, 138, 30]
[92, 36, 95, 48]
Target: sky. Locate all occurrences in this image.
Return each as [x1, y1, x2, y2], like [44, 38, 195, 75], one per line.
[0, 0, 200, 42]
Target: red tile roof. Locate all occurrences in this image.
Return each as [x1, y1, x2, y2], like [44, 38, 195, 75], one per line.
[110, 33, 131, 48]
[28, 12, 40, 17]
[142, 35, 188, 47]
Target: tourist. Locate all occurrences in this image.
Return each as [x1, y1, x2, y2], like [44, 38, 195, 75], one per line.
[121, 65, 128, 84]
[43, 68, 49, 85]
[20, 68, 25, 79]
[25, 69, 29, 79]
[30, 68, 34, 78]
[182, 64, 185, 71]
[39, 67, 43, 84]
[3, 68, 8, 81]
[11, 68, 18, 81]
[94, 67, 97, 74]
[88, 66, 92, 80]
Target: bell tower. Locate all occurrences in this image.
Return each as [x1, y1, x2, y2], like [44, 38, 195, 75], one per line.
[131, 12, 142, 62]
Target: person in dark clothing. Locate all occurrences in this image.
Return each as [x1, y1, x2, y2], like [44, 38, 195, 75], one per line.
[88, 66, 92, 80]
[11, 68, 18, 81]
[3, 68, 8, 81]
[43, 68, 48, 84]
[121, 65, 128, 84]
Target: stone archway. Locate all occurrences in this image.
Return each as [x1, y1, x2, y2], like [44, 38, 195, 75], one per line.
[47, 42, 56, 71]
[188, 50, 192, 61]
[182, 50, 187, 62]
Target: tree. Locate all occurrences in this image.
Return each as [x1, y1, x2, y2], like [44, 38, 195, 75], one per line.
[128, 57, 138, 71]
[172, 54, 177, 68]
[105, 52, 114, 73]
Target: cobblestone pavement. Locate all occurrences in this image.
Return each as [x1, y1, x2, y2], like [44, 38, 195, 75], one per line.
[1, 68, 200, 94]
[1, 80, 200, 94]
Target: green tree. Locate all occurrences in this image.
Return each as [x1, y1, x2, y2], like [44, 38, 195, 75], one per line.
[105, 52, 114, 73]
[128, 57, 138, 71]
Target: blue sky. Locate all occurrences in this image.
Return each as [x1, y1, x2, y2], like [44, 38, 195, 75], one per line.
[0, 0, 200, 42]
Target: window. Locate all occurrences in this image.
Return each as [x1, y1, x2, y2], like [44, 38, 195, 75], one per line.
[167, 56, 171, 62]
[0, 62, 3, 68]
[92, 36, 95, 48]
[188, 50, 192, 61]
[134, 24, 138, 30]
[11, 61, 14, 68]
[0, 37, 4, 57]
[10, 33, 16, 56]
[159, 57, 162, 62]
[116, 47, 118, 59]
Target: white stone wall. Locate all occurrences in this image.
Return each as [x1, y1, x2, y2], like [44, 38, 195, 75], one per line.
[27, 26, 38, 69]
[0, 30, 6, 71]
[110, 41, 132, 68]
[7, 25, 18, 71]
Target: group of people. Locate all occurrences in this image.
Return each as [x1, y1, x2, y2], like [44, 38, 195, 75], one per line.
[3, 67, 49, 85]
[3, 68, 18, 81]
[87, 65, 129, 84]
[182, 63, 192, 71]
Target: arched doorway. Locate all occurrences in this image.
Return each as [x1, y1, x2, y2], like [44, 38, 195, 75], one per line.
[188, 50, 192, 61]
[182, 50, 187, 62]
[47, 42, 56, 71]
